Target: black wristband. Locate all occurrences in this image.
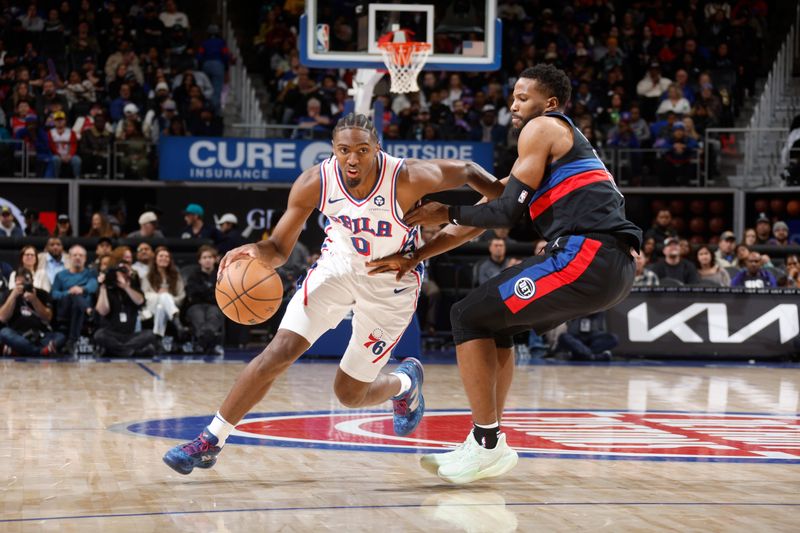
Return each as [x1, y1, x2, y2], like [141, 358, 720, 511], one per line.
[448, 205, 461, 225]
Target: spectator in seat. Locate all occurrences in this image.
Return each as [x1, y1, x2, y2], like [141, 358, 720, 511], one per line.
[8, 245, 49, 292]
[54, 214, 73, 238]
[118, 121, 150, 178]
[731, 251, 777, 289]
[0, 206, 23, 238]
[650, 237, 701, 285]
[636, 61, 672, 120]
[754, 214, 772, 244]
[85, 212, 115, 238]
[471, 104, 507, 144]
[656, 83, 692, 118]
[633, 252, 659, 287]
[35, 79, 68, 120]
[10, 101, 35, 137]
[48, 111, 82, 178]
[127, 211, 164, 239]
[38, 237, 70, 285]
[643, 209, 676, 253]
[132, 242, 154, 279]
[180, 203, 219, 241]
[695, 245, 731, 286]
[51, 245, 97, 355]
[115, 103, 142, 140]
[147, 99, 178, 144]
[715, 231, 737, 268]
[743, 228, 757, 247]
[0, 268, 64, 356]
[198, 24, 232, 111]
[556, 312, 618, 361]
[94, 260, 158, 357]
[79, 110, 112, 176]
[734, 243, 750, 268]
[475, 237, 521, 286]
[23, 208, 50, 237]
[159, 0, 190, 29]
[294, 98, 331, 139]
[141, 246, 186, 339]
[662, 123, 698, 186]
[184, 245, 224, 355]
[14, 116, 53, 177]
[109, 83, 134, 123]
[768, 221, 794, 246]
[92, 237, 114, 270]
[214, 213, 243, 256]
[785, 255, 800, 288]
[188, 105, 224, 137]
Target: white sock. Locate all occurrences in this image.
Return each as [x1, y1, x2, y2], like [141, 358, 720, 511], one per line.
[392, 372, 412, 397]
[207, 411, 235, 446]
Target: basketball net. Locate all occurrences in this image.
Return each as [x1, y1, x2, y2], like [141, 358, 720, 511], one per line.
[377, 27, 431, 94]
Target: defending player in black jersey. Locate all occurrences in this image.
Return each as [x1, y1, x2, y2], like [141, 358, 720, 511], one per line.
[367, 64, 642, 484]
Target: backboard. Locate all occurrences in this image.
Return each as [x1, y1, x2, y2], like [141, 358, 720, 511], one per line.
[299, 0, 501, 71]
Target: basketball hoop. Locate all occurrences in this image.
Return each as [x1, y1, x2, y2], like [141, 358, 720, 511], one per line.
[378, 41, 431, 93]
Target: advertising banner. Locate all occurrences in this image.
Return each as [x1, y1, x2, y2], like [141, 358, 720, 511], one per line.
[158, 137, 493, 182]
[606, 288, 800, 357]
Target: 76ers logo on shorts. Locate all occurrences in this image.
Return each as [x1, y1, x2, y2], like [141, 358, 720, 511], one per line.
[514, 277, 535, 300]
[124, 409, 800, 464]
[363, 328, 386, 355]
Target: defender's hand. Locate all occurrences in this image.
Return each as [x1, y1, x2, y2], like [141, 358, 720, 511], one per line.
[366, 253, 420, 282]
[403, 201, 450, 227]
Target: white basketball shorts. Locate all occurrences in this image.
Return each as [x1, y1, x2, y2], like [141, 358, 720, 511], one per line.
[279, 257, 422, 382]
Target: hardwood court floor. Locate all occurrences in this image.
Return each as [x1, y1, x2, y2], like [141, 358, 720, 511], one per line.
[0, 358, 798, 532]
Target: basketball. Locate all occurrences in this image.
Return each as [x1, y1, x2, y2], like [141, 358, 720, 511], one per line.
[689, 199, 705, 215]
[770, 198, 785, 214]
[215, 258, 283, 325]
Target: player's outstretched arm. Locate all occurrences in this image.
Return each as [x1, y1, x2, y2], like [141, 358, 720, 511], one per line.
[367, 188, 503, 280]
[219, 167, 319, 276]
[402, 159, 505, 200]
[403, 120, 554, 228]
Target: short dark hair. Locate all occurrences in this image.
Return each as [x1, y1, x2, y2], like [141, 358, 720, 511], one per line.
[519, 64, 572, 108]
[333, 113, 379, 142]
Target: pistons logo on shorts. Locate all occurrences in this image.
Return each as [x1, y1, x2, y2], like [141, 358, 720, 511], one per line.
[514, 277, 536, 300]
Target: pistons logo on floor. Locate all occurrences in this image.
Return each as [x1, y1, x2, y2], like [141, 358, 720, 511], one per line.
[124, 409, 800, 464]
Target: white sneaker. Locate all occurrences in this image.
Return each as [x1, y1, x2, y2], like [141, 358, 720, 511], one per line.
[420, 434, 471, 475]
[436, 433, 518, 485]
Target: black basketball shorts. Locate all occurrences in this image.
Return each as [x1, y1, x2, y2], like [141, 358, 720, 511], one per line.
[450, 234, 636, 348]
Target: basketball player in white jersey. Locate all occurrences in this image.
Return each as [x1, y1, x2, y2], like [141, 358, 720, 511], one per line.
[164, 113, 503, 474]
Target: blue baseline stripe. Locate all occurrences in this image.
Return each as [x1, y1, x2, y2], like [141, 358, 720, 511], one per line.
[532, 158, 607, 202]
[1, 502, 798, 524]
[135, 362, 161, 380]
[497, 236, 585, 300]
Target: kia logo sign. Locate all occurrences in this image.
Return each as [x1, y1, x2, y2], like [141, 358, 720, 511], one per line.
[628, 303, 799, 344]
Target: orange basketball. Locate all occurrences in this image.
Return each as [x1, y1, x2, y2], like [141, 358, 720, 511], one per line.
[215, 258, 283, 325]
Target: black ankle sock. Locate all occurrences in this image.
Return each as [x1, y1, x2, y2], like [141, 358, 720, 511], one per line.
[472, 424, 500, 449]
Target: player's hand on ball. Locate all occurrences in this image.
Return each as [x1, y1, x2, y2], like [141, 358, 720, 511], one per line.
[219, 243, 262, 281]
[366, 253, 420, 281]
[403, 201, 450, 227]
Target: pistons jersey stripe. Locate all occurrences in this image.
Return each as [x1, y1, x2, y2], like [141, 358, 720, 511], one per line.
[499, 236, 601, 314]
[528, 170, 613, 220]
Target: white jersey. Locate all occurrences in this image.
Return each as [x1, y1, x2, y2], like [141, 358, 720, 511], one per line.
[317, 151, 420, 273]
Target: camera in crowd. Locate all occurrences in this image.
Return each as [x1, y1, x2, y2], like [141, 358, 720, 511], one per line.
[104, 264, 130, 288]
[18, 270, 34, 293]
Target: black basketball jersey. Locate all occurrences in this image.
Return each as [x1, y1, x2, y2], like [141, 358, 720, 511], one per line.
[527, 112, 642, 248]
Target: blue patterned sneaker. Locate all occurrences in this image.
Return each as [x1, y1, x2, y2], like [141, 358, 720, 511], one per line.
[163, 428, 222, 475]
[392, 357, 425, 436]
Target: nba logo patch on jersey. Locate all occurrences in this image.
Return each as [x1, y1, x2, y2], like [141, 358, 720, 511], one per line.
[514, 277, 535, 299]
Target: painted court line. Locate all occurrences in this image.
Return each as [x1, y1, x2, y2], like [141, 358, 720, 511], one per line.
[2, 501, 799, 524]
[135, 362, 162, 380]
